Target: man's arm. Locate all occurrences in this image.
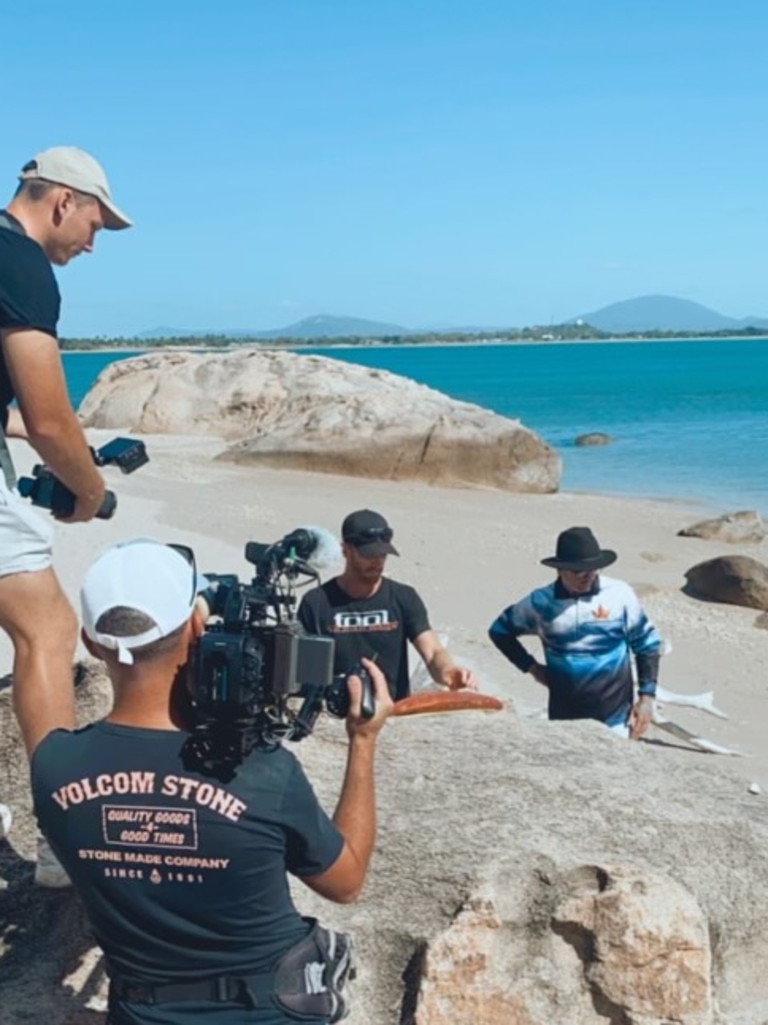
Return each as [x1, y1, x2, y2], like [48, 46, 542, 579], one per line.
[488, 601, 551, 685]
[411, 629, 477, 690]
[488, 604, 536, 672]
[2, 329, 105, 521]
[623, 586, 662, 738]
[625, 595, 662, 693]
[303, 659, 392, 903]
[3, 407, 28, 438]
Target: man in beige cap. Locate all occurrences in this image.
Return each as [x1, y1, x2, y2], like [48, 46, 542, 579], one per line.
[0, 147, 132, 846]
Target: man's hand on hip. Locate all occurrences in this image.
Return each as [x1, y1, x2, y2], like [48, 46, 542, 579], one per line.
[529, 662, 550, 687]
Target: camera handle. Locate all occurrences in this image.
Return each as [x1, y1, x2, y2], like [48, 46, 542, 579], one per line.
[17, 468, 117, 519]
[17, 436, 147, 520]
[350, 663, 376, 721]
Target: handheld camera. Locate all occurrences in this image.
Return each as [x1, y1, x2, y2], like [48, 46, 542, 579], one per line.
[18, 437, 148, 519]
[184, 528, 374, 778]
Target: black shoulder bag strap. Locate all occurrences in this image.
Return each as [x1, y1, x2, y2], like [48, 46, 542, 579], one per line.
[0, 423, 17, 490]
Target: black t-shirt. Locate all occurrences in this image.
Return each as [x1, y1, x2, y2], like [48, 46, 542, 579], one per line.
[298, 577, 430, 700]
[31, 721, 343, 1025]
[0, 216, 60, 410]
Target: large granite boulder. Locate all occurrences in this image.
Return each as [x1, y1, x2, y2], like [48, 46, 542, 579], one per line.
[2, 668, 768, 1025]
[684, 555, 768, 610]
[78, 350, 561, 493]
[678, 510, 766, 544]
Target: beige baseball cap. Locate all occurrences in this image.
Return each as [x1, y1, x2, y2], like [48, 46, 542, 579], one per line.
[19, 146, 132, 230]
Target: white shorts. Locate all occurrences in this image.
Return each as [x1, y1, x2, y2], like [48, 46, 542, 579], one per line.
[0, 474, 54, 577]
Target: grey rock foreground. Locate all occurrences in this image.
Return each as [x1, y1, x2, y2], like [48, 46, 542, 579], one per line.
[78, 349, 561, 492]
[2, 669, 768, 1024]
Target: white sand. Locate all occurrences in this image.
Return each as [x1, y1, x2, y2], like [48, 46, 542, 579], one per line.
[4, 430, 767, 791]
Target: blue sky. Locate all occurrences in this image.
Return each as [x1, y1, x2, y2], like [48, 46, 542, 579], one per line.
[2, 0, 766, 336]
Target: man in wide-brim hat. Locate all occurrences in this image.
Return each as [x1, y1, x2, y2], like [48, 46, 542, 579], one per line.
[488, 526, 662, 738]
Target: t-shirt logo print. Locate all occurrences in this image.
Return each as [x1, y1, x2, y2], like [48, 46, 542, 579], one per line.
[592, 605, 610, 620]
[331, 610, 399, 633]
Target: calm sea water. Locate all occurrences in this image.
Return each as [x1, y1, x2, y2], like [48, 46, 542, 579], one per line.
[63, 339, 768, 514]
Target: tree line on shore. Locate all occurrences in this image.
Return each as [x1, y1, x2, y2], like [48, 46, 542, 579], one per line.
[59, 323, 768, 350]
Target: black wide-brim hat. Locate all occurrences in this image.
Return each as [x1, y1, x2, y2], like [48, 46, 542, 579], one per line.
[541, 526, 617, 571]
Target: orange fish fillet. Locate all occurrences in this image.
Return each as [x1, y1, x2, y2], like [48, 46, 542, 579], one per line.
[392, 692, 505, 717]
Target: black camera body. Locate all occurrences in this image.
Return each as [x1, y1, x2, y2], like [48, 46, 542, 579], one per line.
[17, 437, 148, 518]
[184, 531, 374, 777]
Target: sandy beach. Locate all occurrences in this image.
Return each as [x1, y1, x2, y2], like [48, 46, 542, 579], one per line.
[3, 428, 765, 792]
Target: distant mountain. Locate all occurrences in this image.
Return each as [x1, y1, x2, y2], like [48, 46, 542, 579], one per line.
[260, 314, 412, 339]
[138, 325, 204, 339]
[741, 313, 768, 330]
[139, 314, 411, 341]
[138, 301, 768, 341]
[572, 295, 768, 333]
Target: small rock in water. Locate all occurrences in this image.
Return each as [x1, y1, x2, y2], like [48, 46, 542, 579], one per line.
[574, 432, 613, 446]
[748, 782, 762, 795]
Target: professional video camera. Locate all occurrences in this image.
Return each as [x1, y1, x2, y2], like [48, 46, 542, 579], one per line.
[18, 436, 148, 519]
[183, 527, 375, 778]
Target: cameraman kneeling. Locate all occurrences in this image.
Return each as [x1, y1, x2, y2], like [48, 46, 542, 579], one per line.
[28, 539, 392, 1025]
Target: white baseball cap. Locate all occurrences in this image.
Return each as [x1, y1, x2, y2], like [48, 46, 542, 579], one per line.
[81, 539, 203, 665]
[19, 146, 132, 230]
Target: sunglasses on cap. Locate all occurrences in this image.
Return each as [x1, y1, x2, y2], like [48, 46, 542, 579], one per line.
[167, 542, 198, 605]
[345, 526, 394, 545]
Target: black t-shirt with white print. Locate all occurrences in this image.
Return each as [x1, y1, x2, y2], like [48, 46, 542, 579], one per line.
[31, 721, 342, 1025]
[298, 577, 431, 700]
[0, 216, 60, 412]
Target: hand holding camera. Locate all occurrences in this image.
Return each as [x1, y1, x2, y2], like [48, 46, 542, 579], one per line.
[325, 661, 376, 721]
[345, 659, 392, 739]
[17, 437, 148, 520]
[185, 530, 389, 777]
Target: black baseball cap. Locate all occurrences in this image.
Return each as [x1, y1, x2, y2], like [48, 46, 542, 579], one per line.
[341, 509, 399, 557]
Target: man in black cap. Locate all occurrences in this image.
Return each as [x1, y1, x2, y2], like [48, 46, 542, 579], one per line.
[488, 526, 662, 738]
[298, 509, 476, 700]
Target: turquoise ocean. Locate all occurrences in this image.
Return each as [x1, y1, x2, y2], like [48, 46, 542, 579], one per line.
[63, 339, 768, 515]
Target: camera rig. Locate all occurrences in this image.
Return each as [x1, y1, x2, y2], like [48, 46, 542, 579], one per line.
[184, 529, 374, 779]
[18, 437, 148, 519]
